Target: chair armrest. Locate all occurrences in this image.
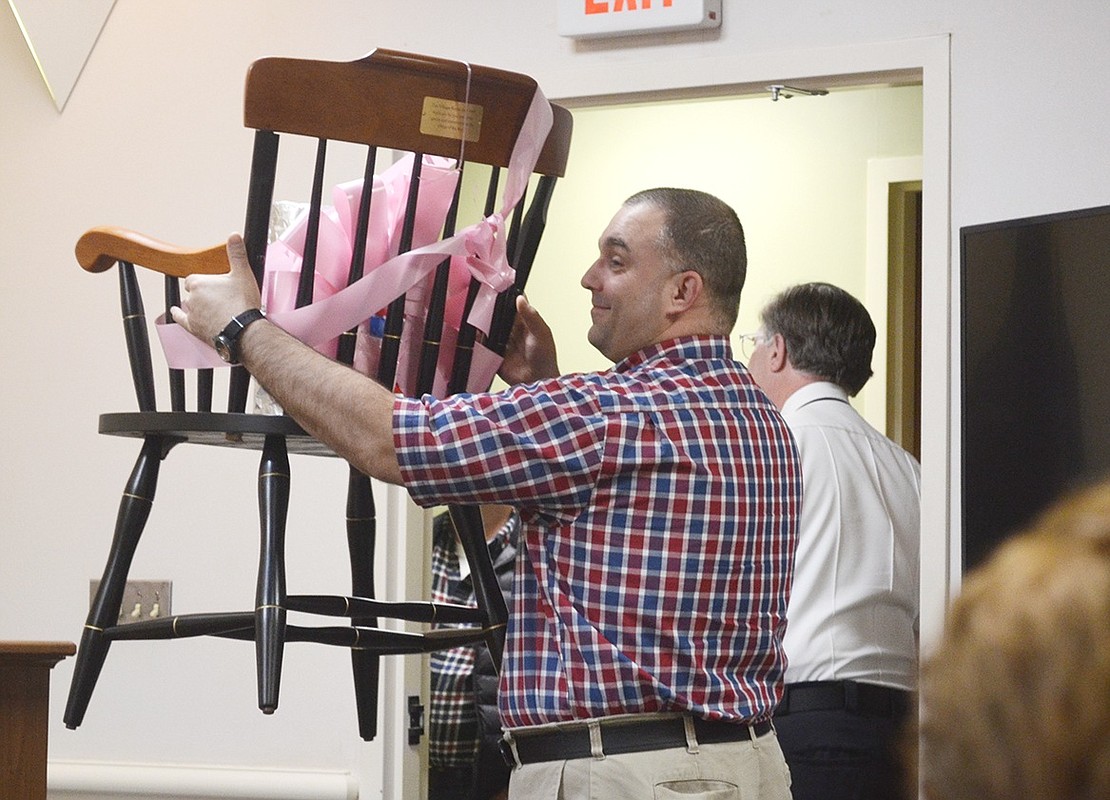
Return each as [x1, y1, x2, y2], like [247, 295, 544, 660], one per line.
[76, 226, 230, 278]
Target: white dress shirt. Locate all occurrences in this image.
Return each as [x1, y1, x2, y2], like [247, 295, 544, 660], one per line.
[780, 381, 920, 691]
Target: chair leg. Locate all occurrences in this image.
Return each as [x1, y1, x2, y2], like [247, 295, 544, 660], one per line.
[65, 437, 164, 729]
[255, 435, 289, 715]
[450, 505, 509, 667]
[346, 468, 379, 741]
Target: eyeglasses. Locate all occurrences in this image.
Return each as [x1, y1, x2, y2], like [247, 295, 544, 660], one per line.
[738, 332, 767, 359]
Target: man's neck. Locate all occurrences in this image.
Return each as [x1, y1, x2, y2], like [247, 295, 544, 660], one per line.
[769, 370, 821, 410]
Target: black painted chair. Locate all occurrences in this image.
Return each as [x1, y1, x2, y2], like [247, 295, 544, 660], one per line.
[63, 49, 571, 741]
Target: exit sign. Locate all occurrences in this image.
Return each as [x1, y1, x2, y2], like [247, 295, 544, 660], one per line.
[557, 0, 722, 39]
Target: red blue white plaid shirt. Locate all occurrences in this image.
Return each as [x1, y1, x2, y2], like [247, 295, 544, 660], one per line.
[395, 336, 801, 729]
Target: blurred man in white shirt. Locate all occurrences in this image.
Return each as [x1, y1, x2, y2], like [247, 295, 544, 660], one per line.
[744, 282, 920, 800]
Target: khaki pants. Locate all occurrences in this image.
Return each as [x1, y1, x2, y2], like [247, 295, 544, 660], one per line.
[507, 729, 793, 800]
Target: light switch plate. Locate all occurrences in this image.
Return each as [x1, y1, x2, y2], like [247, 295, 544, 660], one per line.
[89, 579, 172, 624]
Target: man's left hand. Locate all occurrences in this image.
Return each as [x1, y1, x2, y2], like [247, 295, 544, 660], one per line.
[170, 233, 262, 343]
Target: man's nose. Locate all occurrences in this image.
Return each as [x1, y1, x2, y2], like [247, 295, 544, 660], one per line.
[581, 261, 599, 291]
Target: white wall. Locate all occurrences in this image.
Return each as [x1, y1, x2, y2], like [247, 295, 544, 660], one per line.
[3, 0, 1109, 796]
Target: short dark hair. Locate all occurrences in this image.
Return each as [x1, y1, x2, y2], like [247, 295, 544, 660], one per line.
[625, 188, 746, 330]
[760, 282, 876, 396]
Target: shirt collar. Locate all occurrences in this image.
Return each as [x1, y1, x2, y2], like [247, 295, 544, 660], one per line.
[781, 380, 850, 414]
[614, 335, 735, 373]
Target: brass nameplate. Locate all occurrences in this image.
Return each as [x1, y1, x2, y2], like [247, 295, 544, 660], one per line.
[421, 96, 483, 142]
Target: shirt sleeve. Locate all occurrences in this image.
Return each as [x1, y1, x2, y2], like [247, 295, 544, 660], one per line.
[393, 381, 607, 522]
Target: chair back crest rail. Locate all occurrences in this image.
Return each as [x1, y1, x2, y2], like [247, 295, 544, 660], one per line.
[64, 49, 571, 742]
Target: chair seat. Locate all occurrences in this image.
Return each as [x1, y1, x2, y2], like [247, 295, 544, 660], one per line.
[99, 411, 335, 457]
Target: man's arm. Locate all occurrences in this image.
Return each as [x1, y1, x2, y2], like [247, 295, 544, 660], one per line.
[238, 322, 403, 484]
[170, 234, 403, 484]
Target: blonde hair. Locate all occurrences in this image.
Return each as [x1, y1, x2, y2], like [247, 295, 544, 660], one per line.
[915, 480, 1110, 800]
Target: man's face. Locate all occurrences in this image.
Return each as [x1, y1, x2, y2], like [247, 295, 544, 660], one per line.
[580, 202, 677, 363]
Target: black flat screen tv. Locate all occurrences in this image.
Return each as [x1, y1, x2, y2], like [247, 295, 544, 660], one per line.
[961, 203, 1110, 572]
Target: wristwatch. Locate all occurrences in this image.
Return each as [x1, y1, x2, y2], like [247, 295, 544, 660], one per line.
[213, 308, 265, 364]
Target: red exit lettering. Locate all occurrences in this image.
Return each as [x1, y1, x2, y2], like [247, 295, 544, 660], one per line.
[585, 0, 674, 14]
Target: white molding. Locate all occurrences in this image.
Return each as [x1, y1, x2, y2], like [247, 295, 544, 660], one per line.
[916, 36, 955, 638]
[47, 761, 357, 799]
[379, 483, 428, 800]
[544, 36, 946, 102]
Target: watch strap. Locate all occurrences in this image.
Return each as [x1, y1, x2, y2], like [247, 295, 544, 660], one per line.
[214, 308, 265, 364]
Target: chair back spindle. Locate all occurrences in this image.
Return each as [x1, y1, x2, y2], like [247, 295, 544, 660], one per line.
[118, 263, 157, 413]
[295, 139, 330, 310]
[335, 147, 381, 368]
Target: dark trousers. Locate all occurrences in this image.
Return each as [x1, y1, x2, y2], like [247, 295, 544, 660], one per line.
[429, 755, 510, 800]
[429, 765, 475, 800]
[775, 707, 911, 800]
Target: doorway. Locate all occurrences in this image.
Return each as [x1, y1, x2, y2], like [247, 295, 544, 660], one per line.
[887, 181, 923, 459]
[544, 38, 953, 641]
[534, 84, 924, 436]
[864, 157, 923, 458]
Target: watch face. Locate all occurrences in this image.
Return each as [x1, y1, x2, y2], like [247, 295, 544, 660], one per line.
[213, 308, 262, 364]
[214, 335, 234, 363]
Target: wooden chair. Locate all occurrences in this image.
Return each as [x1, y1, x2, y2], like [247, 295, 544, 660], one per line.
[63, 49, 572, 741]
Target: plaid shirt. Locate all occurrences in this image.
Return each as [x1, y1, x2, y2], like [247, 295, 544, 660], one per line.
[396, 336, 800, 729]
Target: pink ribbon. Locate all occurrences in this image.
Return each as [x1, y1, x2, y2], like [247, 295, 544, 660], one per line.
[157, 85, 554, 398]
[260, 153, 460, 362]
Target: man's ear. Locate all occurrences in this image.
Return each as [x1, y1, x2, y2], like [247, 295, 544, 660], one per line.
[668, 270, 703, 312]
[766, 332, 789, 373]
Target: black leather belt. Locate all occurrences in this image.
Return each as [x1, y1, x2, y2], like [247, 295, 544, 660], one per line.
[501, 715, 773, 766]
[777, 680, 912, 719]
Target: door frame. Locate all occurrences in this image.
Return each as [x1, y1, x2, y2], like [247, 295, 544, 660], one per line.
[864, 155, 923, 457]
[543, 34, 954, 642]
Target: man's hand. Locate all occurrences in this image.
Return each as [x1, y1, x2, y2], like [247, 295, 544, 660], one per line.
[170, 233, 262, 343]
[498, 294, 560, 385]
